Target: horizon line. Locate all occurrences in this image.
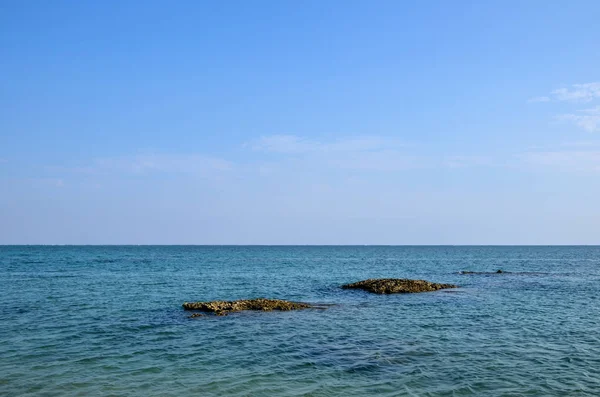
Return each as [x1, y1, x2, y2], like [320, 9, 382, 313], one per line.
[1, 244, 599, 247]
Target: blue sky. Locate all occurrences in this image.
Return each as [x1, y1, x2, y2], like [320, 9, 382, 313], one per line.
[1, 1, 600, 244]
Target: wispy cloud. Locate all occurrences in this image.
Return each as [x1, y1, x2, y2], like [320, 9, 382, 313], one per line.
[249, 134, 424, 171]
[28, 178, 66, 187]
[250, 134, 494, 172]
[528, 140, 600, 150]
[302, 139, 600, 174]
[530, 82, 600, 103]
[557, 106, 600, 132]
[552, 83, 600, 103]
[251, 134, 407, 154]
[521, 150, 600, 172]
[532, 82, 600, 132]
[99, 153, 234, 174]
[57, 153, 234, 176]
[527, 96, 550, 103]
[40, 137, 503, 187]
[442, 155, 499, 168]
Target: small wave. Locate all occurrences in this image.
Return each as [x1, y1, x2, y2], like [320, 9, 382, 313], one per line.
[92, 258, 118, 264]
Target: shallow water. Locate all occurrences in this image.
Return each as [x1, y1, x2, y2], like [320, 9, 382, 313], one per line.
[1, 246, 600, 396]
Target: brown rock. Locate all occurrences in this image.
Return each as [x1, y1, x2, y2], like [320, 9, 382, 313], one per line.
[341, 278, 457, 294]
[182, 298, 314, 316]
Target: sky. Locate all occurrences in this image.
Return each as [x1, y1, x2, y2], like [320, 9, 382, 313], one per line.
[1, 1, 600, 244]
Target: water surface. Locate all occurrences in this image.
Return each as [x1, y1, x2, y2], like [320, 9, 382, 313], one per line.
[1, 246, 599, 396]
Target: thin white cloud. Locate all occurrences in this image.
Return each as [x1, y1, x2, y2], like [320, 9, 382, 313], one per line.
[521, 150, 600, 172]
[326, 150, 423, 171]
[54, 153, 234, 177]
[527, 96, 550, 103]
[97, 153, 234, 174]
[533, 83, 600, 132]
[557, 106, 600, 132]
[557, 140, 600, 148]
[250, 134, 495, 172]
[529, 140, 600, 150]
[251, 135, 407, 154]
[551, 83, 600, 103]
[531, 82, 600, 103]
[44, 137, 501, 186]
[28, 178, 65, 187]
[442, 155, 498, 168]
[250, 135, 317, 154]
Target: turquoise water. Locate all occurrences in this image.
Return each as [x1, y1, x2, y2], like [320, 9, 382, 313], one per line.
[1, 246, 600, 396]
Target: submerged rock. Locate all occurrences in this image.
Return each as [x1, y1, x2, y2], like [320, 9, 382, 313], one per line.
[460, 270, 551, 276]
[182, 298, 314, 316]
[341, 278, 457, 294]
[460, 269, 505, 275]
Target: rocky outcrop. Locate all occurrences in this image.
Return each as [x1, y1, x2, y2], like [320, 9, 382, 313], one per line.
[341, 278, 457, 294]
[182, 298, 314, 316]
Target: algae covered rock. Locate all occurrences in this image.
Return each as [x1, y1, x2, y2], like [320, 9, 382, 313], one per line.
[182, 298, 314, 316]
[341, 278, 457, 294]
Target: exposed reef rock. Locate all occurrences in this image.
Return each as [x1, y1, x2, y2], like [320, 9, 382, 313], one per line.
[182, 298, 315, 316]
[341, 278, 457, 294]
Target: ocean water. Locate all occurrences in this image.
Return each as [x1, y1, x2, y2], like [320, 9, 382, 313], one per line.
[1, 246, 600, 396]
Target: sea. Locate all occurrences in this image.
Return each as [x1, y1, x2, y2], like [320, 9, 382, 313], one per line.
[1, 245, 599, 396]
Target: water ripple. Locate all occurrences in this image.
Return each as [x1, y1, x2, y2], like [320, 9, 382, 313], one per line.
[2, 246, 600, 396]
